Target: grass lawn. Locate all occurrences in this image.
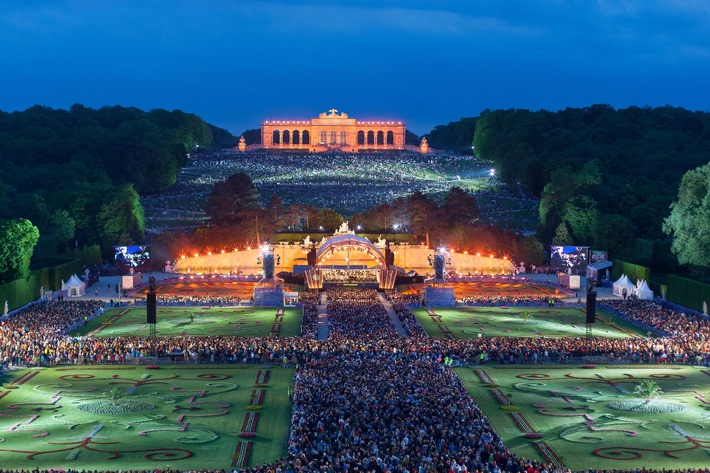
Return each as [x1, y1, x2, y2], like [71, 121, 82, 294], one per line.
[71, 307, 302, 338]
[456, 365, 710, 471]
[0, 365, 294, 470]
[413, 307, 647, 339]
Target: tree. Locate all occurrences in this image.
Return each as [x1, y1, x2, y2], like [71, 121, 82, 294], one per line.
[593, 214, 637, 255]
[107, 386, 125, 405]
[204, 172, 262, 227]
[47, 209, 76, 243]
[563, 195, 599, 244]
[633, 379, 663, 403]
[266, 194, 288, 232]
[663, 162, 710, 267]
[96, 184, 145, 247]
[519, 311, 533, 323]
[552, 222, 573, 246]
[407, 191, 439, 247]
[441, 187, 478, 227]
[0, 218, 40, 283]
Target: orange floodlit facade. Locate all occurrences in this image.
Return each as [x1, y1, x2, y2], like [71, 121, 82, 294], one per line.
[260, 108, 406, 152]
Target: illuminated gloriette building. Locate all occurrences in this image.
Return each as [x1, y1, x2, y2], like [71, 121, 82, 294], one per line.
[260, 108, 407, 153]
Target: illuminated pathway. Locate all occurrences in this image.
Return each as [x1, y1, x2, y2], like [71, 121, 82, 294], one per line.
[378, 293, 408, 336]
[317, 292, 329, 341]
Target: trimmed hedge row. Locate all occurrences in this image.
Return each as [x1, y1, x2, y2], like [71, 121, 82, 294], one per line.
[611, 260, 650, 284]
[0, 245, 101, 311]
[665, 275, 710, 313]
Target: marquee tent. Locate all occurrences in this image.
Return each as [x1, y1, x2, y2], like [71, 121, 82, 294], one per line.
[62, 274, 86, 298]
[613, 274, 635, 297]
[634, 279, 654, 300]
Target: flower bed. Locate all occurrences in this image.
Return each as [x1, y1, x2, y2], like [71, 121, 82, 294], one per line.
[608, 399, 687, 414]
[490, 388, 512, 406]
[474, 369, 494, 384]
[241, 412, 259, 433]
[533, 441, 564, 468]
[232, 441, 253, 468]
[255, 370, 270, 384]
[249, 388, 265, 406]
[76, 400, 155, 415]
[509, 412, 535, 433]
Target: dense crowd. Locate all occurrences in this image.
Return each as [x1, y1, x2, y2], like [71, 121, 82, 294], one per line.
[299, 290, 320, 339]
[2, 294, 710, 473]
[326, 288, 398, 340]
[459, 295, 562, 306]
[142, 152, 539, 232]
[147, 294, 242, 306]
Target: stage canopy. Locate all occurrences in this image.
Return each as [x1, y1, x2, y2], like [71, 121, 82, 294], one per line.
[316, 234, 386, 267]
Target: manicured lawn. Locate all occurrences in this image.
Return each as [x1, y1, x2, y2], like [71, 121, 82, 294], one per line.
[413, 307, 647, 339]
[456, 365, 710, 471]
[71, 307, 302, 338]
[0, 365, 294, 470]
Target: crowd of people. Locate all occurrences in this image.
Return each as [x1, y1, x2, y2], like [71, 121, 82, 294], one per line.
[325, 288, 398, 340]
[2, 292, 710, 473]
[459, 295, 563, 306]
[143, 152, 536, 232]
[145, 294, 243, 306]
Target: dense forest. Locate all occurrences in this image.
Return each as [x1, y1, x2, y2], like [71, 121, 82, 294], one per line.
[433, 105, 710, 269]
[0, 105, 233, 258]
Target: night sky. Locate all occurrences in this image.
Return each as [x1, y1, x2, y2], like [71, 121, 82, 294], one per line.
[2, 1, 709, 136]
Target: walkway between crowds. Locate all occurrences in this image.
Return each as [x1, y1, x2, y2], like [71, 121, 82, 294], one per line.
[378, 292, 408, 336]
[317, 291, 329, 340]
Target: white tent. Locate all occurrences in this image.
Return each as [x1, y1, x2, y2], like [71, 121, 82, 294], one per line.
[613, 274, 635, 297]
[635, 279, 654, 300]
[62, 274, 86, 298]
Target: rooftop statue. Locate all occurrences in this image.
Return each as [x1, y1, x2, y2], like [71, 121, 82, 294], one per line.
[336, 221, 354, 234]
[319, 108, 349, 118]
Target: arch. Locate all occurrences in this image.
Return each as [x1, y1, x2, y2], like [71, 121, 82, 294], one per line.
[302, 130, 310, 144]
[283, 130, 291, 145]
[293, 130, 301, 145]
[330, 131, 337, 144]
[377, 131, 384, 145]
[386, 130, 394, 145]
[320, 130, 327, 144]
[367, 130, 375, 145]
[357, 130, 365, 145]
[272, 130, 281, 145]
[340, 131, 348, 146]
[315, 234, 386, 267]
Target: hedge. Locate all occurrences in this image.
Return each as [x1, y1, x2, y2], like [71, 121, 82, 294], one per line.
[665, 275, 710, 313]
[611, 260, 650, 284]
[0, 245, 101, 312]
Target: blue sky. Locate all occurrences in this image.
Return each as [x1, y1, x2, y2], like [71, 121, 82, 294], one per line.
[1, 0, 709, 136]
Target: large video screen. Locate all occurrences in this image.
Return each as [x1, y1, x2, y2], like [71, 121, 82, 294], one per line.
[550, 246, 590, 275]
[590, 250, 608, 263]
[114, 246, 150, 267]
